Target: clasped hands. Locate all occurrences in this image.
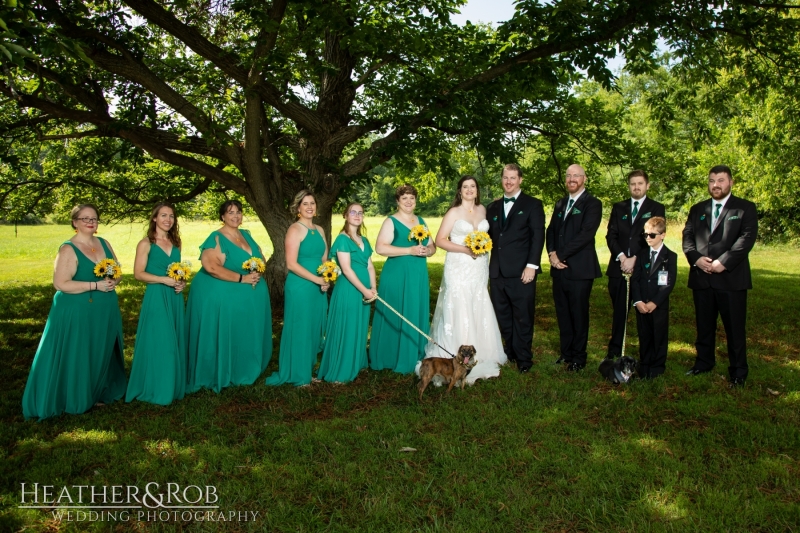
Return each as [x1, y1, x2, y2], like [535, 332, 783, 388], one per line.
[164, 277, 186, 293]
[635, 301, 657, 314]
[548, 251, 567, 270]
[696, 256, 726, 274]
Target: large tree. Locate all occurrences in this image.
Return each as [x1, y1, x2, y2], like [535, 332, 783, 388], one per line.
[1, 0, 798, 299]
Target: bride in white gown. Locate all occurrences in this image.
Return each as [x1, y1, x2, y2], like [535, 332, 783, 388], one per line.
[417, 176, 507, 384]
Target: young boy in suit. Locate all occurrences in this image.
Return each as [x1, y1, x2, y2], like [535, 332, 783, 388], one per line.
[631, 217, 677, 378]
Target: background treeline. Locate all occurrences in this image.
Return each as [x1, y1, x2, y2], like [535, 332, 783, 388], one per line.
[3, 60, 799, 242]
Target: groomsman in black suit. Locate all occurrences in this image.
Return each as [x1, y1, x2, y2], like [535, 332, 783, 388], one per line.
[604, 170, 666, 358]
[682, 165, 758, 387]
[487, 163, 546, 373]
[545, 164, 603, 371]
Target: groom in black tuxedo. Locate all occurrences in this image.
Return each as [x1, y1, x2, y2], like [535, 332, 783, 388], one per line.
[683, 165, 758, 387]
[487, 164, 546, 373]
[546, 164, 603, 371]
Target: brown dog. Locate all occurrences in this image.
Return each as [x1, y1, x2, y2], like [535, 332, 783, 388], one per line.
[417, 345, 476, 400]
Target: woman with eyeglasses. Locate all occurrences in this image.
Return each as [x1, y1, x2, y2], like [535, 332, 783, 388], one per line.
[186, 200, 272, 393]
[265, 190, 329, 387]
[126, 202, 187, 406]
[317, 202, 377, 383]
[369, 184, 436, 374]
[22, 204, 127, 420]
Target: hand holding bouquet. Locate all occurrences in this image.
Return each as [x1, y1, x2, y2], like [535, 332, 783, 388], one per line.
[242, 257, 266, 290]
[463, 231, 492, 259]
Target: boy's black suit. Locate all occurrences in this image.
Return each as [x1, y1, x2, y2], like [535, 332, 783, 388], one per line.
[545, 190, 602, 366]
[605, 197, 666, 356]
[486, 193, 546, 370]
[631, 245, 677, 378]
[682, 194, 758, 380]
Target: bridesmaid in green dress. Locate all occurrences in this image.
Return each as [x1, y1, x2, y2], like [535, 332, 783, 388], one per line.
[186, 200, 272, 393]
[22, 204, 127, 420]
[317, 202, 377, 383]
[126, 202, 187, 405]
[266, 190, 329, 387]
[369, 184, 436, 373]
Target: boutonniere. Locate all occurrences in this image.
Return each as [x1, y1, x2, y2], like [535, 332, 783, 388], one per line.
[644, 263, 651, 269]
[557, 212, 563, 218]
[642, 212, 652, 219]
[728, 215, 739, 220]
[517, 210, 523, 215]
[622, 214, 628, 220]
[572, 208, 582, 215]
[700, 214, 706, 221]
[492, 215, 498, 221]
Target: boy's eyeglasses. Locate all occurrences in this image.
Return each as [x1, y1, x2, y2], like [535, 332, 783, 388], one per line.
[642, 232, 662, 239]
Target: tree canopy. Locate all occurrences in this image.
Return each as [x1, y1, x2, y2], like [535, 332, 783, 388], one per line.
[2, 0, 799, 297]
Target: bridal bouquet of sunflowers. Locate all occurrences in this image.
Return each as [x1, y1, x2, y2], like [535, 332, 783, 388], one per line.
[408, 224, 430, 245]
[242, 256, 266, 290]
[166, 261, 192, 282]
[463, 231, 492, 257]
[94, 258, 123, 280]
[317, 260, 341, 285]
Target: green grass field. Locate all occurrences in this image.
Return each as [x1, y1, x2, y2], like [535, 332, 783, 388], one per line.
[0, 219, 798, 532]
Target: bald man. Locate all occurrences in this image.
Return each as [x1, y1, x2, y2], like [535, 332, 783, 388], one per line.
[545, 164, 603, 371]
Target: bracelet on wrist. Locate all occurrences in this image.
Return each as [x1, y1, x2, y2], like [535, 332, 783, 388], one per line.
[238, 274, 243, 283]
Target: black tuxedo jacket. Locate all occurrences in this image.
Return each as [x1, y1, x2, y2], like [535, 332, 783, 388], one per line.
[487, 193, 546, 278]
[545, 190, 603, 280]
[605, 197, 666, 278]
[631, 245, 677, 308]
[682, 195, 758, 291]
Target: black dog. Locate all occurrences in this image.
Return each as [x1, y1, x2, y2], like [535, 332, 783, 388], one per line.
[598, 356, 638, 384]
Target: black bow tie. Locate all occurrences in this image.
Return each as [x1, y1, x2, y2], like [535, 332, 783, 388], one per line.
[504, 197, 515, 204]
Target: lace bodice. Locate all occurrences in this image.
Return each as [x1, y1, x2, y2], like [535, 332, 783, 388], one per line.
[449, 219, 490, 246]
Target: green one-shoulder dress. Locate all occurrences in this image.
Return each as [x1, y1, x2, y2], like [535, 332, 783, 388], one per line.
[266, 228, 328, 386]
[22, 239, 127, 420]
[186, 230, 272, 393]
[317, 234, 372, 383]
[126, 243, 187, 405]
[369, 216, 431, 374]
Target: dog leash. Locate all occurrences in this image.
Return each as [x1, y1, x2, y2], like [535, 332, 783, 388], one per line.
[363, 293, 456, 358]
[621, 272, 632, 358]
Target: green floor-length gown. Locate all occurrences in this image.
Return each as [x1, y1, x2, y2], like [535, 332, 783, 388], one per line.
[126, 243, 187, 405]
[186, 230, 272, 393]
[317, 234, 372, 383]
[369, 216, 431, 373]
[22, 239, 127, 420]
[266, 229, 328, 386]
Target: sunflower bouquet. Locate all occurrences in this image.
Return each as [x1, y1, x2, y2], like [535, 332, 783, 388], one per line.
[317, 260, 341, 286]
[463, 231, 492, 258]
[166, 261, 192, 282]
[242, 256, 266, 290]
[407, 224, 430, 245]
[93, 258, 122, 280]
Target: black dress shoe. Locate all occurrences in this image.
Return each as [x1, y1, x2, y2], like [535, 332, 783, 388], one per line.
[554, 356, 565, 365]
[685, 368, 711, 376]
[566, 362, 585, 372]
[519, 366, 531, 374]
[728, 377, 746, 388]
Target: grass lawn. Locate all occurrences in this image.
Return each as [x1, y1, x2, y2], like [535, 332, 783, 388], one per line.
[0, 218, 798, 532]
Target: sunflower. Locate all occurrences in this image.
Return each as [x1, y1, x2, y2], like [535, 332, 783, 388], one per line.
[407, 224, 430, 245]
[167, 261, 192, 282]
[242, 257, 266, 273]
[464, 231, 492, 256]
[317, 260, 341, 283]
[93, 258, 122, 279]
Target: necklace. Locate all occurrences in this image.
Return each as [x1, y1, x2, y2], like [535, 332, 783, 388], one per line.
[298, 221, 315, 235]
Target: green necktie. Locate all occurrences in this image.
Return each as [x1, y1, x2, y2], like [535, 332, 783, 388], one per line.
[713, 202, 722, 229]
[566, 198, 574, 217]
[650, 250, 656, 270]
[632, 200, 639, 220]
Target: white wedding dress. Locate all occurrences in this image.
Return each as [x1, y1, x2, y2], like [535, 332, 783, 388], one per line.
[417, 219, 507, 385]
